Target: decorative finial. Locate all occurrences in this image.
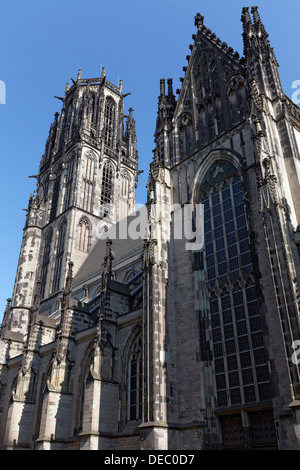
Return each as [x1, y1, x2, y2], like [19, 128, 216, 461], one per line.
[241, 6, 252, 24]
[160, 79, 165, 96]
[65, 261, 74, 296]
[251, 6, 261, 23]
[167, 78, 173, 96]
[77, 68, 82, 80]
[102, 239, 113, 291]
[194, 12, 204, 27]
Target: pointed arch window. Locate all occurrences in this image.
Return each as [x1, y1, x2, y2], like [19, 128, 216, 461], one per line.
[100, 161, 113, 218]
[90, 92, 97, 126]
[82, 151, 95, 212]
[63, 156, 75, 211]
[40, 228, 53, 298]
[76, 216, 91, 252]
[104, 98, 115, 147]
[52, 219, 67, 293]
[199, 160, 271, 407]
[50, 168, 62, 222]
[127, 335, 142, 421]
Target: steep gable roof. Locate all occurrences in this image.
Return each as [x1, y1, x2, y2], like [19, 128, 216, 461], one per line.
[73, 211, 145, 288]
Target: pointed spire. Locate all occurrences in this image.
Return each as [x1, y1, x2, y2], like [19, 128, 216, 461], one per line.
[241, 6, 279, 75]
[251, 6, 261, 23]
[167, 78, 173, 97]
[194, 12, 204, 27]
[102, 239, 113, 291]
[160, 79, 165, 97]
[98, 239, 113, 322]
[241, 6, 252, 26]
[62, 261, 74, 310]
[65, 260, 73, 295]
[101, 66, 106, 85]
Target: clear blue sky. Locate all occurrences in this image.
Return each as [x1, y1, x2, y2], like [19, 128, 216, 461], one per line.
[0, 0, 300, 319]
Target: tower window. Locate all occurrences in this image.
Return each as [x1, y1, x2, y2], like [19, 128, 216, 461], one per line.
[100, 162, 113, 218]
[50, 170, 62, 222]
[40, 228, 53, 298]
[64, 156, 75, 211]
[52, 219, 67, 292]
[104, 98, 115, 147]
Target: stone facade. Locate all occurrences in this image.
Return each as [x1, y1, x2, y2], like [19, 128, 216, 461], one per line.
[1, 7, 300, 450]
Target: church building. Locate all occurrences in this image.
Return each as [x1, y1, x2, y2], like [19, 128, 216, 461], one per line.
[1, 7, 300, 450]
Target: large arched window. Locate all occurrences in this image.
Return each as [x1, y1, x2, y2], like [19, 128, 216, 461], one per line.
[100, 161, 113, 218]
[104, 98, 115, 147]
[199, 160, 271, 408]
[52, 219, 67, 293]
[127, 335, 142, 421]
[40, 228, 53, 298]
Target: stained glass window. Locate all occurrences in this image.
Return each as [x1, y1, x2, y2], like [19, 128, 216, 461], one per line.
[200, 160, 271, 407]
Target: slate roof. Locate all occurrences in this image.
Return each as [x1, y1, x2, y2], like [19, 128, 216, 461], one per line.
[73, 212, 145, 288]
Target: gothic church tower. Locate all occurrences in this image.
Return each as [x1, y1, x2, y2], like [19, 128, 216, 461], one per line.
[8, 68, 138, 332]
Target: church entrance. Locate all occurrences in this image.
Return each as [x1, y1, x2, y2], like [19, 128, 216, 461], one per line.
[220, 409, 278, 450]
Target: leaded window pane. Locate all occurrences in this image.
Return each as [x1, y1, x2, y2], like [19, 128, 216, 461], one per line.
[244, 385, 256, 403]
[227, 355, 238, 371]
[222, 310, 232, 325]
[217, 390, 228, 407]
[242, 368, 254, 385]
[229, 371, 239, 387]
[238, 336, 249, 352]
[216, 238, 225, 251]
[216, 374, 226, 390]
[215, 358, 225, 373]
[258, 383, 271, 401]
[230, 388, 241, 404]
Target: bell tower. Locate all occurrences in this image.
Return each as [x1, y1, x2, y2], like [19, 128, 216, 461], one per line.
[8, 68, 139, 327]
